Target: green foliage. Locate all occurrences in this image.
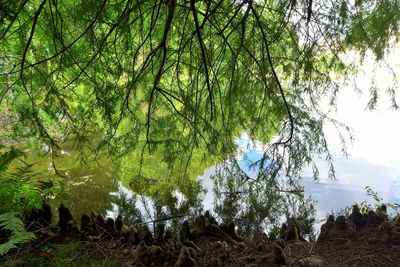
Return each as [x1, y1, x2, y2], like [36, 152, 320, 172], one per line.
[356, 200, 373, 215]
[352, 186, 400, 216]
[0, 148, 53, 215]
[365, 186, 400, 215]
[0, 212, 36, 256]
[0, 148, 53, 255]
[345, 0, 400, 60]
[0, 176, 42, 215]
[0, 147, 49, 215]
[0, 147, 23, 174]
[365, 186, 381, 204]
[0, 0, 399, 183]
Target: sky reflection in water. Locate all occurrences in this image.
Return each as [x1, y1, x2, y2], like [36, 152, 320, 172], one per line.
[107, 117, 400, 223]
[194, 59, 400, 222]
[233, 85, 400, 222]
[87, 49, 400, 225]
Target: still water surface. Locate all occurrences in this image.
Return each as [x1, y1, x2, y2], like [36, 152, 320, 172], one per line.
[18, 120, 400, 232]
[11, 51, 400, 234]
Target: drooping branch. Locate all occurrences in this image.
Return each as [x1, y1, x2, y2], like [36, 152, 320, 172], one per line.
[20, 0, 54, 145]
[251, 5, 294, 146]
[0, 0, 30, 40]
[145, 0, 177, 145]
[190, 0, 214, 121]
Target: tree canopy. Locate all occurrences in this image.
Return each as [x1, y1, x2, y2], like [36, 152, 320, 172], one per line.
[1, 0, 399, 181]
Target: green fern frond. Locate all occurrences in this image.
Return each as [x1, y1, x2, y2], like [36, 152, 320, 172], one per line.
[0, 232, 36, 256]
[0, 150, 40, 255]
[0, 148, 42, 214]
[0, 148, 23, 176]
[8, 164, 36, 181]
[0, 212, 25, 233]
[0, 212, 36, 256]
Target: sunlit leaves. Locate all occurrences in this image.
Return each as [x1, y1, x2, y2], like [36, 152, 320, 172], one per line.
[345, 0, 400, 60]
[1, 0, 399, 183]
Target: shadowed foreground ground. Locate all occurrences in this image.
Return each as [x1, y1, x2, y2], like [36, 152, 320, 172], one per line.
[1, 204, 400, 267]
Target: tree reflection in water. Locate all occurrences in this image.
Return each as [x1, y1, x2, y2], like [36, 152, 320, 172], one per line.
[110, 160, 317, 241]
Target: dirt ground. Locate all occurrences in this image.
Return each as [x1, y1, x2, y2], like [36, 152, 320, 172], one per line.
[2, 230, 400, 267]
[2, 205, 400, 267]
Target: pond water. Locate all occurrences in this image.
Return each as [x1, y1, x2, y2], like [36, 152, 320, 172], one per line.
[7, 50, 400, 238]
[303, 90, 400, 220]
[8, 132, 315, 238]
[12, 106, 400, 237]
[303, 51, 400, 219]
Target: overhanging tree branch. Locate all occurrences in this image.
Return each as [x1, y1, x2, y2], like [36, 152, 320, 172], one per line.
[190, 0, 214, 121]
[251, 5, 294, 146]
